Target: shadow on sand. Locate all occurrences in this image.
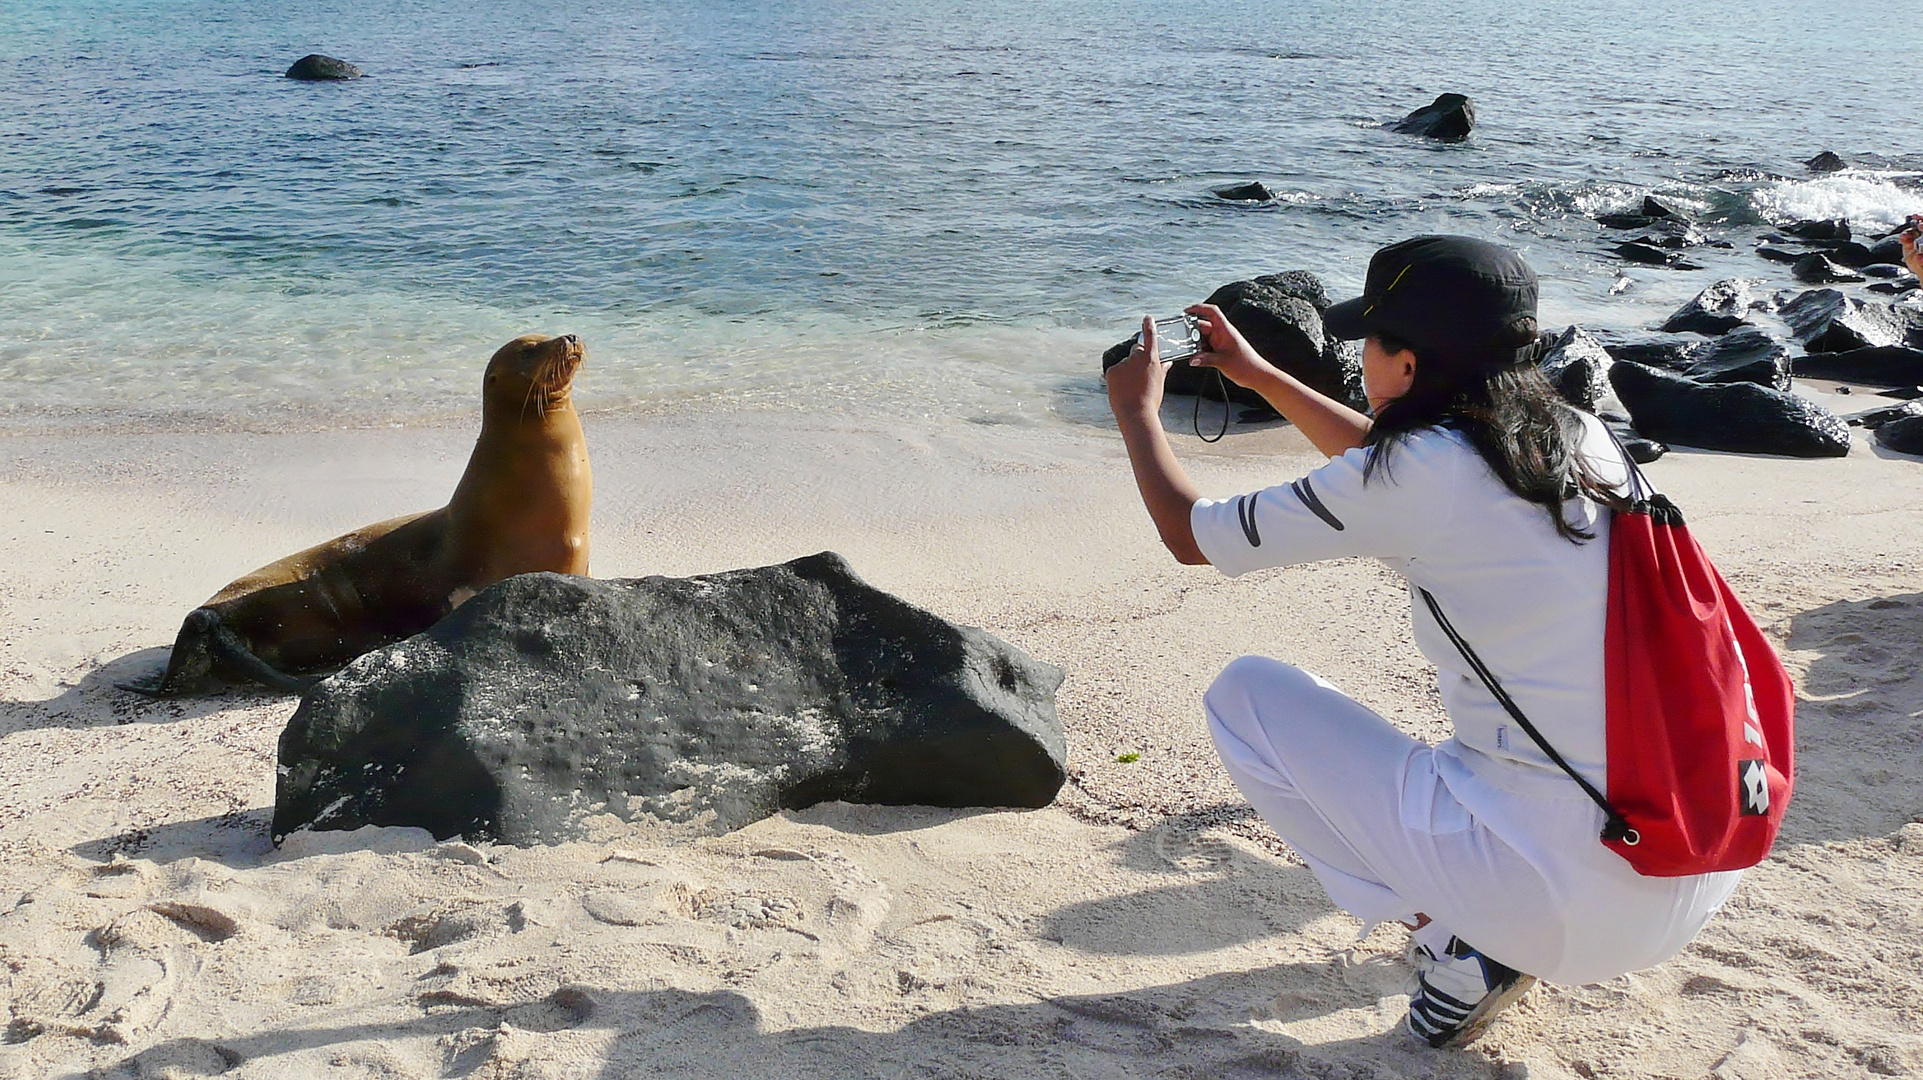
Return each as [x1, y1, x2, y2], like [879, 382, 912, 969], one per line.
[0, 645, 297, 735]
[1781, 590, 1923, 846]
[101, 966, 1486, 1080]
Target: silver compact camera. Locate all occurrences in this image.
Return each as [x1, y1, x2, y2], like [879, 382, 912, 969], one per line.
[1142, 314, 1204, 364]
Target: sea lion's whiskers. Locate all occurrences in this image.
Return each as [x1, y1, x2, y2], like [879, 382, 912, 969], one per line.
[520, 378, 541, 422]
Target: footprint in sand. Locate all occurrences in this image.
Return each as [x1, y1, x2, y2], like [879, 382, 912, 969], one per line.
[1151, 822, 1237, 874]
[1, 955, 104, 1044]
[387, 899, 518, 954]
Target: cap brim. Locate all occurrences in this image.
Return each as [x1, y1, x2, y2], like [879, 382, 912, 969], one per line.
[1323, 295, 1372, 340]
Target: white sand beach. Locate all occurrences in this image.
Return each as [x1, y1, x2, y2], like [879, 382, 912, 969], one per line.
[3, 401, 1921, 1079]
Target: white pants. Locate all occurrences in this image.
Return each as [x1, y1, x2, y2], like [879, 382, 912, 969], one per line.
[1206, 655, 1742, 985]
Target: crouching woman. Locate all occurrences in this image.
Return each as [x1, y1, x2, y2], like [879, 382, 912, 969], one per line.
[1105, 237, 1743, 1048]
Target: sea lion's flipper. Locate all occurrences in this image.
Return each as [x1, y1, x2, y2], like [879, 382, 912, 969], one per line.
[116, 608, 315, 697]
[202, 617, 320, 694]
[116, 608, 222, 696]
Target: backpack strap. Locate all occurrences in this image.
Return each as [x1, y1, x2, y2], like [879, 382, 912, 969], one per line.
[1417, 587, 1639, 846]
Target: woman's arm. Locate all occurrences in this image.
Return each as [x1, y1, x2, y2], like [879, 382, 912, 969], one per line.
[1107, 317, 1209, 565]
[1902, 222, 1923, 282]
[1185, 303, 1372, 458]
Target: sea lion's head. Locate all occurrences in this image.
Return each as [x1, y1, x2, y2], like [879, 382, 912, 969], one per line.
[483, 333, 584, 420]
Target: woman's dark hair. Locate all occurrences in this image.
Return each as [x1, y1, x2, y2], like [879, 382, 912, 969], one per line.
[1362, 335, 1624, 542]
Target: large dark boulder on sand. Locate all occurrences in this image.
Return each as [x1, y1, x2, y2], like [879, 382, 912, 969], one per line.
[1661, 279, 1755, 335]
[1876, 415, 1923, 455]
[1792, 345, 1923, 386]
[1102, 271, 1364, 412]
[1779, 289, 1923, 352]
[1609, 362, 1849, 457]
[272, 554, 1067, 845]
[286, 54, 363, 80]
[1604, 330, 1792, 390]
[1537, 325, 1614, 412]
[1388, 93, 1474, 140]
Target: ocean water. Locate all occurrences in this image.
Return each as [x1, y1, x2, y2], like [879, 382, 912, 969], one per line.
[4, 0, 1922, 430]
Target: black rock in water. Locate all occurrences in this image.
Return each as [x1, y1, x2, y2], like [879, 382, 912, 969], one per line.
[1387, 93, 1474, 140]
[1640, 195, 1686, 221]
[1783, 218, 1851, 242]
[1755, 246, 1804, 265]
[1866, 237, 1908, 267]
[272, 555, 1068, 845]
[1779, 289, 1923, 352]
[286, 54, 363, 80]
[1869, 280, 1922, 296]
[1791, 345, 1923, 386]
[1595, 213, 1656, 230]
[1613, 241, 1700, 269]
[1818, 241, 1877, 268]
[1792, 253, 1867, 285]
[1214, 182, 1276, 202]
[1101, 271, 1362, 411]
[1876, 415, 1923, 455]
[1632, 221, 1708, 250]
[1862, 263, 1909, 279]
[1661, 279, 1754, 335]
[1806, 151, 1848, 173]
[1608, 362, 1849, 457]
[1615, 241, 1675, 265]
[1537, 326, 1614, 411]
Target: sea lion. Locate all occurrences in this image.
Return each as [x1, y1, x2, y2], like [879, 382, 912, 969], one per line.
[126, 333, 592, 695]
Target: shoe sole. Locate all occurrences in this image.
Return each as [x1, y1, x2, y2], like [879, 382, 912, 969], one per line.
[1433, 973, 1537, 1049]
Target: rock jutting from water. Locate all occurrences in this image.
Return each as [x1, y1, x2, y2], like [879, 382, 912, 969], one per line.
[1614, 241, 1701, 270]
[1782, 218, 1851, 242]
[1805, 151, 1847, 173]
[1792, 254, 1867, 285]
[1608, 362, 1850, 458]
[1661, 279, 1755, 336]
[285, 54, 364, 80]
[1387, 93, 1474, 140]
[1213, 182, 1276, 202]
[272, 554, 1068, 845]
[1595, 196, 1688, 230]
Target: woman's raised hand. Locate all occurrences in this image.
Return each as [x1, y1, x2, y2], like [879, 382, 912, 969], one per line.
[1184, 303, 1279, 389]
[1901, 218, 1923, 282]
[1106, 315, 1169, 420]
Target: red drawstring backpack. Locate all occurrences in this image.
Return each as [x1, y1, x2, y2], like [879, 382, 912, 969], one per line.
[1421, 447, 1795, 877]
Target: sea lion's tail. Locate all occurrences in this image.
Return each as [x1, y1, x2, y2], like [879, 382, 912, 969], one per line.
[116, 608, 319, 697]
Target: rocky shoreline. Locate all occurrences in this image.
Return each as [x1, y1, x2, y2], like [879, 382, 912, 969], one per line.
[1100, 197, 1922, 461]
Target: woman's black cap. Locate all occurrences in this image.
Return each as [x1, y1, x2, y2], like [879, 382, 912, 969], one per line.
[1324, 236, 1540, 364]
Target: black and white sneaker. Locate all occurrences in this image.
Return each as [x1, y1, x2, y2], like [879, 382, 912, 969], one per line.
[1406, 934, 1537, 1049]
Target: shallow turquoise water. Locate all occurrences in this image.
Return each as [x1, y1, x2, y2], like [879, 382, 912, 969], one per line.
[3, 0, 1921, 426]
